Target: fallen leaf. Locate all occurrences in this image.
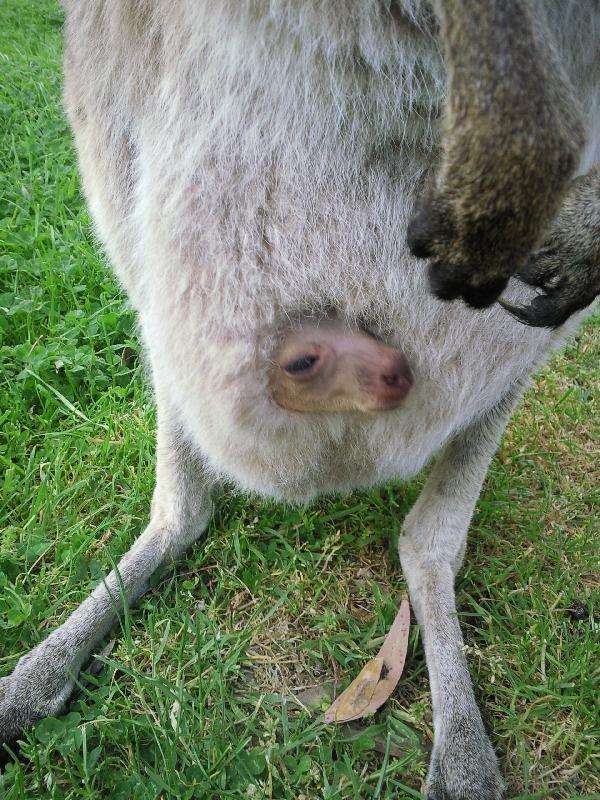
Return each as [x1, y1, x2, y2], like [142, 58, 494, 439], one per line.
[324, 594, 410, 723]
[323, 658, 384, 723]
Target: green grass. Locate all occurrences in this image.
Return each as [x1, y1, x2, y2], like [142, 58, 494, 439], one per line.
[0, 2, 599, 798]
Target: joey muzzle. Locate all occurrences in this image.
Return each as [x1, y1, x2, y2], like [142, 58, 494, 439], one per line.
[269, 319, 413, 413]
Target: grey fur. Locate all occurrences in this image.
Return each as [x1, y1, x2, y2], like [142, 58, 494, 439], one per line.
[400, 387, 522, 797]
[1, 3, 598, 798]
[1, 403, 213, 746]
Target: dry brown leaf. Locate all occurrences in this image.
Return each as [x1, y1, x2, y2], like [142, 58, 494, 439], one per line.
[324, 594, 410, 723]
[323, 657, 384, 723]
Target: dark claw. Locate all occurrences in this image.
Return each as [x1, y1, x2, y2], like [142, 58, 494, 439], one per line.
[429, 264, 508, 308]
[462, 277, 509, 309]
[407, 207, 435, 259]
[500, 294, 580, 328]
[515, 255, 544, 287]
[428, 263, 463, 301]
[516, 252, 559, 290]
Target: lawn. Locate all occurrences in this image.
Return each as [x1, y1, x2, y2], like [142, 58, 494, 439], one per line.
[0, 2, 598, 799]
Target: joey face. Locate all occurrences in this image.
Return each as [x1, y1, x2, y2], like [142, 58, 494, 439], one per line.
[269, 318, 413, 413]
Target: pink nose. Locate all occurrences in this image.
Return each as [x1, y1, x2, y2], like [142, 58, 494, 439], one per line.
[372, 353, 413, 409]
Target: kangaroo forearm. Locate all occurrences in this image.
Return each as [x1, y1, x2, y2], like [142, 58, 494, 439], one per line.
[408, 0, 585, 309]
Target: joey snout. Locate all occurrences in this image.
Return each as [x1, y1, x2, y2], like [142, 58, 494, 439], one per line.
[269, 318, 413, 414]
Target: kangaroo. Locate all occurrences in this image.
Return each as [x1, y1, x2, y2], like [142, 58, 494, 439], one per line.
[1, 2, 598, 798]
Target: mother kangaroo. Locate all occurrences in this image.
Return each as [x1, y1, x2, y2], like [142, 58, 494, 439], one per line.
[1, 2, 599, 798]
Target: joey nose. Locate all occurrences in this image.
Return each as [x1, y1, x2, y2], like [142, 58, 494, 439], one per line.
[372, 353, 413, 409]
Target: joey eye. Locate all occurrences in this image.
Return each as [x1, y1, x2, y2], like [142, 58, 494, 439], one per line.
[284, 355, 319, 375]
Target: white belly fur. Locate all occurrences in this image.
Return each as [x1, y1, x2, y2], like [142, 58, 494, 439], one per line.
[98, 2, 598, 502]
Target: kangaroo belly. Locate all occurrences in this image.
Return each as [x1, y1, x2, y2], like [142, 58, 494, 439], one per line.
[71, 1, 591, 502]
